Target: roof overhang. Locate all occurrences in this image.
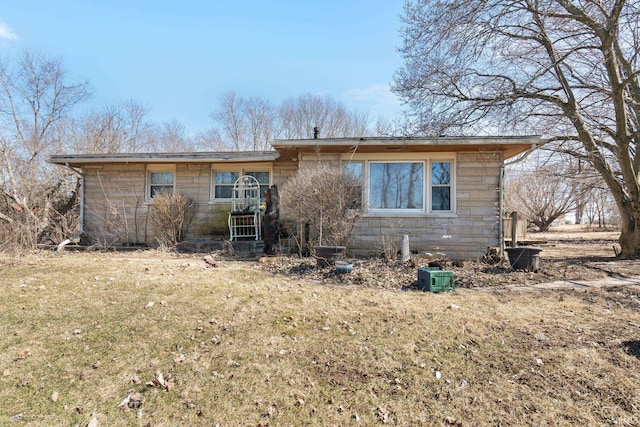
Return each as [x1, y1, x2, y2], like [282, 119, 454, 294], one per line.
[48, 136, 544, 168]
[270, 136, 544, 160]
[48, 151, 279, 167]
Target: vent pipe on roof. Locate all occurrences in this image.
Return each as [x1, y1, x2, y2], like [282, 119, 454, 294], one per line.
[313, 127, 319, 139]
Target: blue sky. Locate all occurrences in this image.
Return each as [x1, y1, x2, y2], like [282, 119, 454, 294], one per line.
[0, 1, 405, 135]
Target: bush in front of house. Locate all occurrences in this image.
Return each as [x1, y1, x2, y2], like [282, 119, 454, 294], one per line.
[280, 164, 363, 250]
[149, 192, 194, 247]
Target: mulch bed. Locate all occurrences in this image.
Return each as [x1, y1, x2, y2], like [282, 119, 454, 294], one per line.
[254, 250, 640, 290]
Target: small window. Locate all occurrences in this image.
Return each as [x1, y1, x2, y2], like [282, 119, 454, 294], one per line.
[369, 162, 424, 210]
[214, 171, 240, 199]
[146, 166, 175, 201]
[431, 161, 451, 211]
[212, 169, 271, 200]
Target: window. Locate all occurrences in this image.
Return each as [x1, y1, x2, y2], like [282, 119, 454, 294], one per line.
[245, 171, 270, 199]
[370, 162, 424, 210]
[211, 167, 271, 201]
[213, 171, 240, 199]
[365, 159, 454, 214]
[146, 166, 175, 201]
[431, 161, 451, 211]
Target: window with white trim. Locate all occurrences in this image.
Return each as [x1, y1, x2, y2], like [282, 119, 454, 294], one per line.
[146, 165, 175, 201]
[369, 162, 424, 211]
[211, 168, 271, 201]
[366, 159, 454, 214]
[431, 161, 452, 211]
[213, 171, 240, 199]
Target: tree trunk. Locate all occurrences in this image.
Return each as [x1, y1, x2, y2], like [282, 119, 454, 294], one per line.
[618, 202, 640, 258]
[574, 206, 583, 225]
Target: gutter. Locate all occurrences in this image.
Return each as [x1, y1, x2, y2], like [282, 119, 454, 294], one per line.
[57, 163, 84, 251]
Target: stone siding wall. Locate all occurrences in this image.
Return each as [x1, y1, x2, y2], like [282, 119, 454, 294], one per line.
[348, 152, 503, 259]
[81, 159, 298, 245]
[80, 152, 503, 258]
[82, 163, 149, 245]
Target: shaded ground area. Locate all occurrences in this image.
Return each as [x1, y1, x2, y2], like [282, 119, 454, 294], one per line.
[257, 227, 640, 290]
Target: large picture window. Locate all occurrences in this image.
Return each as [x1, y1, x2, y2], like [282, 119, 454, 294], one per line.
[364, 159, 454, 214]
[369, 162, 424, 210]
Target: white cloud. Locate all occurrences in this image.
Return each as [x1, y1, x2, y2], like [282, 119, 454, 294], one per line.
[342, 83, 403, 119]
[0, 22, 18, 40]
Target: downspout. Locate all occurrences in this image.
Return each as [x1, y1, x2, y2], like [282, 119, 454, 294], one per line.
[499, 143, 538, 258]
[57, 163, 84, 251]
[499, 164, 505, 257]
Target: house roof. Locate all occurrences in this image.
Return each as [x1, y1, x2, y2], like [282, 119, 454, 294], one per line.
[48, 151, 279, 167]
[270, 136, 543, 160]
[48, 136, 543, 167]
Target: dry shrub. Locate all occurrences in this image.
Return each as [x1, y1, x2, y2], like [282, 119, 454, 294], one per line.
[280, 164, 363, 248]
[149, 192, 194, 247]
[0, 180, 80, 252]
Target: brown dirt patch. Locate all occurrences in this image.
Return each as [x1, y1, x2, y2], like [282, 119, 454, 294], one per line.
[258, 227, 640, 289]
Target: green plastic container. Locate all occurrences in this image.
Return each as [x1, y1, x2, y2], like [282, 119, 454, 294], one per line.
[417, 267, 454, 292]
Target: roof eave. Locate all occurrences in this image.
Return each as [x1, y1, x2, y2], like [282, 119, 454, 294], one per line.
[48, 151, 279, 166]
[271, 136, 545, 160]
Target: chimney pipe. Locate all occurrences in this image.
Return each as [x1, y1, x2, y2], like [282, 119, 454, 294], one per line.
[313, 127, 319, 139]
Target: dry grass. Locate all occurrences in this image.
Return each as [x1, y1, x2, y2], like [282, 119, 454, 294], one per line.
[1, 250, 640, 426]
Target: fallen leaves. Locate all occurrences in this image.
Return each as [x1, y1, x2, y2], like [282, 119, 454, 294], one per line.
[377, 406, 391, 423]
[256, 248, 640, 289]
[118, 369, 176, 416]
[118, 391, 146, 411]
[445, 415, 461, 425]
[154, 370, 175, 392]
[16, 349, 31, 360]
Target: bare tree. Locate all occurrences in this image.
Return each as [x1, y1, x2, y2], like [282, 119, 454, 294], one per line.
[211, 91, 247, 151]
[69, 100, 154, 154]
[0, 49, 90, 249]
[394, 0, 640, 256]
[278, 93, 369, 139]
[584, 183, 620, 228]
[505, 164, 576, 231]
[148, 119, 195, 152]
[245, 96, 279, 150]
[209, 92, 371, 150]
[194, 127, 226, 151]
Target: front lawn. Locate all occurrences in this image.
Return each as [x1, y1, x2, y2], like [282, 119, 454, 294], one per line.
[1, 251, 639, 425]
